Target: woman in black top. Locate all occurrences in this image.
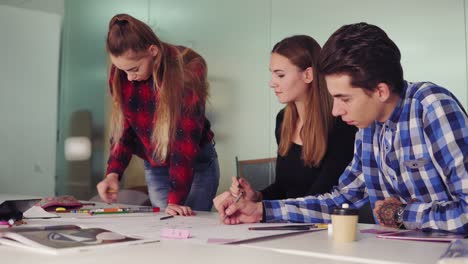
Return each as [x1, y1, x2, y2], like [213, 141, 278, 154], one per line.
[230, 35, 357, 201]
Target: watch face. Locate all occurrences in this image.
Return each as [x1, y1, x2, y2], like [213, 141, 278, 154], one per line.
[396, 207, 404, 223]
[399, 207, 405, 215]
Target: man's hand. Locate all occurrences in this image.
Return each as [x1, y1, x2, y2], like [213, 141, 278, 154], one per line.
[373, 197, 402, 228]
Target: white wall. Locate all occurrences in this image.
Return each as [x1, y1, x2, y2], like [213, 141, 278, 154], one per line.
[127, 0, 467, 194]
[0, 0, 64, 15]
[0, 5, 61, 196]
[245, 0, 466, 192]
[1, 0, 467, 198]
[148, 0, 273, 193]
[269, 0, 467, 153]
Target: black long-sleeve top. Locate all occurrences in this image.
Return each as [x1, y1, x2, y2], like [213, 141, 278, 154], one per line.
[261, 109, 357, 200]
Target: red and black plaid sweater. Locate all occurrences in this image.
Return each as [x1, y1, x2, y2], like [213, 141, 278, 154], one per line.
[106, 50, 214, 205]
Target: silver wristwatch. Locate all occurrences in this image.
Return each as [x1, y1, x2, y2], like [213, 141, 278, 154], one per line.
[394, 205, 405, 226]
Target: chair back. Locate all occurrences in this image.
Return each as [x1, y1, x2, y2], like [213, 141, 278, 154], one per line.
[236, 157, 276, 190]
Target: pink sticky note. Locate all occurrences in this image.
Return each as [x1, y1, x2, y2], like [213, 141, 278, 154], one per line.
[160, 228, 191, 239]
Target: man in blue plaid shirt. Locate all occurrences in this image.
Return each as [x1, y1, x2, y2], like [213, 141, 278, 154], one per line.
[214, 22, 468, 234]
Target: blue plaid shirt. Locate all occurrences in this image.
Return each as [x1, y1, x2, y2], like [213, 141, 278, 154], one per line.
[263, 81, 468, 234]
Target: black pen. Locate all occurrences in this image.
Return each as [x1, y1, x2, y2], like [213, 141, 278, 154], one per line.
[248, 224, 317, 231]
[160, 215, 174, 220]
[223, 191, 243, 220]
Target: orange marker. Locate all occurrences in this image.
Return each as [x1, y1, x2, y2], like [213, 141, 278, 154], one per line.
[103, 208, 122, 213]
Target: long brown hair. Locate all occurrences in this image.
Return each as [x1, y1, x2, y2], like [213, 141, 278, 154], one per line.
[272, 35, 334, 167]
[106, 14, 208, 162]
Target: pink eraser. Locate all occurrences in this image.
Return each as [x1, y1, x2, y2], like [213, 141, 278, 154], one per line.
[160, 228, 191, 239]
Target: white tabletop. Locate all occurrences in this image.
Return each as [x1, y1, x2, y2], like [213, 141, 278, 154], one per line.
[0, 203, 450, 264]
[241, 224, 449, 264]
[1, 239, 334, 264]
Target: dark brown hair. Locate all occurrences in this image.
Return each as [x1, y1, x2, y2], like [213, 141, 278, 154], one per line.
[319, 22, 404, 94]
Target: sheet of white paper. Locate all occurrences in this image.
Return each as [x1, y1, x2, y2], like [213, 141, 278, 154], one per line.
[24, 206, 59, 219]
[25, 211, 325, 244]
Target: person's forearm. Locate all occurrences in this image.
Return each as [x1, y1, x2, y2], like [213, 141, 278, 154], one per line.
[403, 201, 468, 234]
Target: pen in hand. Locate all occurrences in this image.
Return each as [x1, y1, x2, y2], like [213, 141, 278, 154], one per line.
[106, 188, 118, 205]
[224, 191, 243, 220]
[106, 188, 118, 193]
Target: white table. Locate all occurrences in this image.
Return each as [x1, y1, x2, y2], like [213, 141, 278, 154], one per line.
[1, 239, 334, 264]
[242, 224, 449, 264]
[0, 198, 450, 264]
[1, 222, 449, 264]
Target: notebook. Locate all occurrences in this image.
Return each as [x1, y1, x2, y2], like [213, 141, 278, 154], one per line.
[377, 230, 467, 243]
[0, 225, 158, 254]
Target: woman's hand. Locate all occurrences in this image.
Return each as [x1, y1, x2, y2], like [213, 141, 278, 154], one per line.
[229, 176, 261, 202]
[213, 191, 263, 224]
[165, 203, 194, 216]
[96, 173, 120, 203]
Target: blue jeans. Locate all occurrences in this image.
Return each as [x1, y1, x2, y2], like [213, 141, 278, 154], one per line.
[144, 143, 220, 211]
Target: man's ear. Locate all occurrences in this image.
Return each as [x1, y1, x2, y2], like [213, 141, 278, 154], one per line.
[148, 45, 158, 57]
[375, 83, 392, 102]
[303, 67, 314, 84]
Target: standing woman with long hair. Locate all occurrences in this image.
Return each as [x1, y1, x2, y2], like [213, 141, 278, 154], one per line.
[97, 14, 219, 216]
[229, 35, 356, 202]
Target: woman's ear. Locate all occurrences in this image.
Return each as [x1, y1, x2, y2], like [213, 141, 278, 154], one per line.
[303, 67, 314, 84]
[148, 45, 158, 57]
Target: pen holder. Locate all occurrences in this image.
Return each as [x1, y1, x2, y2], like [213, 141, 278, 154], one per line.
[331, 203, 358, 242]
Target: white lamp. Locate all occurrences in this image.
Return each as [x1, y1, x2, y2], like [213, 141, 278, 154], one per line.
[64, 136, 92, 161]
